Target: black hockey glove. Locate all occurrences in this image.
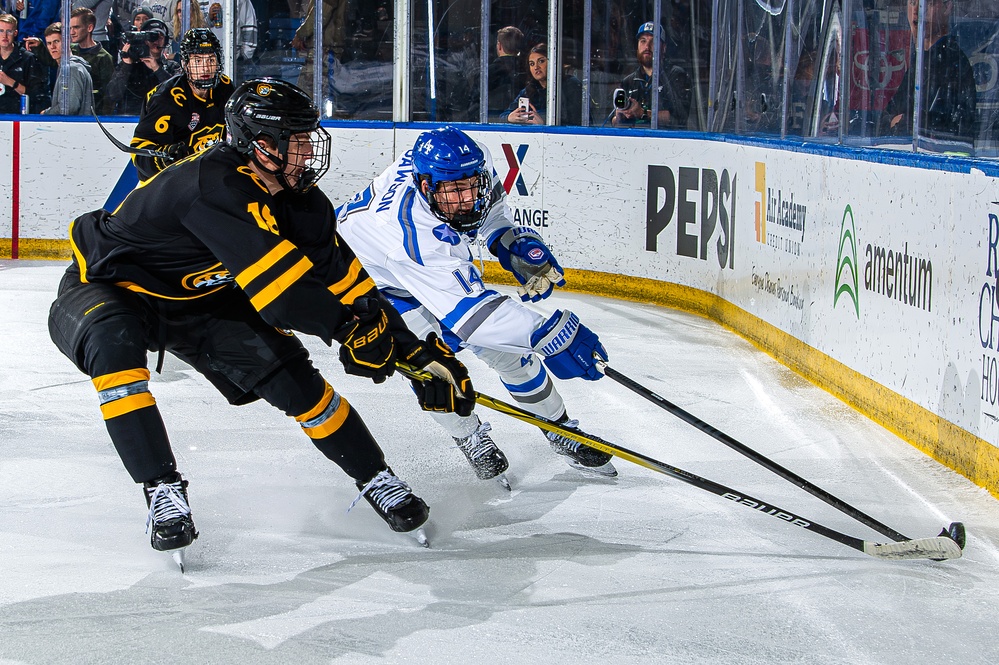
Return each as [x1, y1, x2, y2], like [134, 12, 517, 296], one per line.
[164, 142, 192, 162]
[400, 333, 475, 416]
[332, 296, 397, 383]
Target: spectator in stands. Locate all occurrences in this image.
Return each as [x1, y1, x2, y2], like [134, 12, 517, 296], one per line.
[72, 0, 112, 50]
[0, 13, 48, 113]
[70, 7, 112, 111]
[881, 0, 977, 146]
[612, 21, 691, 129]
[200, 0, 257, 62]
[505, 42, 582, 126]
[488, 25, 524, 122]
[171, 0, 206, 55]
[131, 6, 154, 29]
[291, 0, 346, 94]
[13, 0, 57, 42]
[102, 17, 179, 114]
[39, 22, 93, 114]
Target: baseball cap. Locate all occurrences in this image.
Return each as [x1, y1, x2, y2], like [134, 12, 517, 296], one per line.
[636, 22, 665, 40]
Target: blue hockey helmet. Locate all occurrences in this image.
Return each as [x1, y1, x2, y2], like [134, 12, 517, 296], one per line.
[411, 126, 493, 233]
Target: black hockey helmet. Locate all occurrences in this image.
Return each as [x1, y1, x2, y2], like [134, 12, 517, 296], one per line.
[224, 78, 331, 193]
[180, 28, 223, 90]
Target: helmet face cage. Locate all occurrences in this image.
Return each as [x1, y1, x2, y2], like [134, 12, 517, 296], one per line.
[225, 78, 330, 193]
[250, 126, 332, 194]
[420, 169, 493, 233]
[181, 29, 223, 90]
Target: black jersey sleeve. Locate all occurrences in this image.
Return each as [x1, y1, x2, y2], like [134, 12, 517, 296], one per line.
[179, 171, 353, 344]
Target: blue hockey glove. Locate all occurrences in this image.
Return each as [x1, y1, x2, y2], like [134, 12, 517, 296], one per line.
[530, 310, 607, 381]
[494, 227, 566, 302]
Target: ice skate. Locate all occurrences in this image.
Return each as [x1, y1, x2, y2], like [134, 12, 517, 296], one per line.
[454, 416, 511, 490]
[143, 472, 198, 571]
[545, 419, 618, 478]
[350, 468, 430, 546]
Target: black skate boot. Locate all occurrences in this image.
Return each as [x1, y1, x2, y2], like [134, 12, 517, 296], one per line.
[143, 472, 198, 571]
[545, 417, 618, 478]
[351, 468, 430, 545]
[454, 416, 511, 489]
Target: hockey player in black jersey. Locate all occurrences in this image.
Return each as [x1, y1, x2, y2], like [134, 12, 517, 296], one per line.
[130, 28, 236, 181]
[48, 77, 475, 567]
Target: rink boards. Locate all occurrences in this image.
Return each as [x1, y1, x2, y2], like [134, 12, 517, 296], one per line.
[1, 118, 997, 496]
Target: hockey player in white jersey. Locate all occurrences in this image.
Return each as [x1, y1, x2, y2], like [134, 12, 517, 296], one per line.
[336, 126, 617, 481]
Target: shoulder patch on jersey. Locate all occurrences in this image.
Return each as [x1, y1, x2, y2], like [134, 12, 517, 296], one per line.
[433, 223, 462, 246]
[189, 112, 200, 131]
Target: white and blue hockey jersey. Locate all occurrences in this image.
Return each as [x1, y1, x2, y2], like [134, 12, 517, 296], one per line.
[336, 146, 548, 355]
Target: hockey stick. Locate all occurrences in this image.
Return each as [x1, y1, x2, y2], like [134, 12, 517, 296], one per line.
[396, 364, 963, 561]
[90, 102, 171, 158]
[597, 361, 939, 544]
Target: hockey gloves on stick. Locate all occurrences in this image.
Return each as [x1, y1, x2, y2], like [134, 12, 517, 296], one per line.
[494, 227, 566, 302]
[531, 310, 607, 381]
[333, 296, 397, 383]
[400, 333, 475, 416]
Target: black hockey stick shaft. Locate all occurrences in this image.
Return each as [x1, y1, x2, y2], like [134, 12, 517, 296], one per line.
[599, 363, 910, 542]
[91, 101, 170, 158]
[470, 390, 872, 554]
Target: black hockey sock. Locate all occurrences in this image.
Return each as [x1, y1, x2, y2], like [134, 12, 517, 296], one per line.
[310, 406, 387, 482]
[105, 407, 177, 483]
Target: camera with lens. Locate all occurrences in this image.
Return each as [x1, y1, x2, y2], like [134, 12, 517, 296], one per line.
[613, 88, 629, 110]
[123, 31, 155, 59]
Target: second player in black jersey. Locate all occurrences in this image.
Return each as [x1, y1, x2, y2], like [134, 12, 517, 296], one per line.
[131, 29, 235, 181]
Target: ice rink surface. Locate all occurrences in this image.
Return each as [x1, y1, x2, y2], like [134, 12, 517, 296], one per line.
[2, 260, 999, 664]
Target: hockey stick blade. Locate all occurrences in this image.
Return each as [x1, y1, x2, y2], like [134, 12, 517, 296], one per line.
[396, 364, 961, 562]
[863, 536, 962, 561]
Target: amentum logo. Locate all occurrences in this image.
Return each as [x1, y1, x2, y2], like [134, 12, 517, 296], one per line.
[501, 144, 530, 196]
[834, 204, 860, 318]
[646, 165, 736, 269]
[754, 162, 806, 256]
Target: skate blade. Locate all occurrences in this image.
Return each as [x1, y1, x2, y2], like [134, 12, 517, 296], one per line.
[495, 474, 512, 491]
[171, 548, 189, 573]
[413, 527, 430, 548]
[569, 459, 619, 478]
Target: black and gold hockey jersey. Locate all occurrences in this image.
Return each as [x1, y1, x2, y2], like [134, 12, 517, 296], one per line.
[70, 143, 376, 345]
[130, 73, 236, 181]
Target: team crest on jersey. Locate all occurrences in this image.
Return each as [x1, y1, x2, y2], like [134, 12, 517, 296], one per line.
[433, 223, 461, 245]
[182, 264, 234, 290]
[527, 247, 545, 261]
[188, 113, 200, 131]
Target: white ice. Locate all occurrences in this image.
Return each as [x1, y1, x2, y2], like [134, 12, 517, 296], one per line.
[2, 260, 999, 664]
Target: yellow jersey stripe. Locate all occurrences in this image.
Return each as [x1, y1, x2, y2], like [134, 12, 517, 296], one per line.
[68, 220, 90, 284]
[340, 278, 376, 306]
[249, 256, 313, 311]
[236, 240, 296, 290]
[327, 258, 364, 295]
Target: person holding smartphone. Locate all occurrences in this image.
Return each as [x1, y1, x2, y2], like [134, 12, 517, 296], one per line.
[504, 42, 581, 126]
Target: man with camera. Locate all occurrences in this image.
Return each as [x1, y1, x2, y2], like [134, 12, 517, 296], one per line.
[102, 17, 179, 114]
[611, 21, 690, 129]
